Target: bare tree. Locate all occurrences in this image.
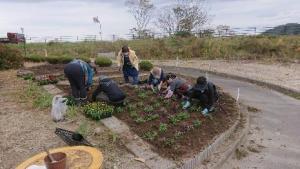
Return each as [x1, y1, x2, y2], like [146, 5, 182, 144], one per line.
[156, 0, 208, 35]
[155, 7, 177, 35]
[126, 0, 154, 38]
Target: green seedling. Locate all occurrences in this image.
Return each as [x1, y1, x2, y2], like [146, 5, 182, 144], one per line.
[143, 131, 158, 141]
[174, 131, 184, 139]
[138, 92, 147, 99]
[137, 102, 144, 107]
[159, 123, 168, 133]
[193, 120, 202, 128]
[153, 102, 161, 109]
[145, 114, 159, 121]
[127, 104, 136, 111]
[163, 138, 175, 147]
[190, 105, 202, 112]
[144, 105, 154, 113]
[134, 117, 146, 124]
[129, 111, 138, 118]
[169, 115, 180, 125]
[177, 112, 190, 120]
[115, 106, 124, 114]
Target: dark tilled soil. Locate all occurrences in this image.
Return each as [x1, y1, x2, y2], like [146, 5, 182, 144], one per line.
[115, 86, 238, 160]
[57, 74, 238, 160]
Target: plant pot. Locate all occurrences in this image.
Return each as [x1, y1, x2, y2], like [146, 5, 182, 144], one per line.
[44, 152, 67, 169]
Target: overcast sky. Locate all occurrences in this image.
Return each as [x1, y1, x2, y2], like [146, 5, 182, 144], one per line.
[0, 0, 299, 41]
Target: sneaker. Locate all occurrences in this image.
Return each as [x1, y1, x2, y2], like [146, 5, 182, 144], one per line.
[201, 108, 209, 116]
[182, 101, 191, 109]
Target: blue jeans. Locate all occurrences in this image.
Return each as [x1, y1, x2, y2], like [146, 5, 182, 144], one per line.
[123, 67, 139, 85]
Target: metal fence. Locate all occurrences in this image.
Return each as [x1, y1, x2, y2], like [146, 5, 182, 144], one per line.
[1, 25, 299, 43]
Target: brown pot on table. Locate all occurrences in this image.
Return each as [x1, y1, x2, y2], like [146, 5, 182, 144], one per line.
[44, 152, 67, 169]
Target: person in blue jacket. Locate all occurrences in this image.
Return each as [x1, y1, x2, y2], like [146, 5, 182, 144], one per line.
[64, 59, 95, 105]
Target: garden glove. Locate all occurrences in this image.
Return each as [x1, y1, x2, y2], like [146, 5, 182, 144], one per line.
[202, 108, 209, 116]
[182, 101, 191, 110]
[165, 90, 173, 99]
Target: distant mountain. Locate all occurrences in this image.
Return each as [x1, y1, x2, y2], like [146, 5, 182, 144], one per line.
[263, 23, 300, 35]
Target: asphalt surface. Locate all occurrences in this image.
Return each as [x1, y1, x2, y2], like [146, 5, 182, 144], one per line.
[163, 66, 300, 169]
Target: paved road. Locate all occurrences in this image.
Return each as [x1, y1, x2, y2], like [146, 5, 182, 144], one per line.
[163, 66, 300, 169]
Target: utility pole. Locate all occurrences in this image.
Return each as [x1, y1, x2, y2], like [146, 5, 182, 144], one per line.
[20, 27, 26, 57]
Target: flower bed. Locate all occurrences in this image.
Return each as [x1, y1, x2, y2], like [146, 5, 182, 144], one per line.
[57, 77, 238, 160]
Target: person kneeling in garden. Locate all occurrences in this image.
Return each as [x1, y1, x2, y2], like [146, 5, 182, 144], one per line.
[147, 67, 165, 92]
[64, 59, 95, 105]
[117, 46, 140, 85]
[163, 73, 192, 107]
[92, 76, 126, 106]
[186, 76, 219, 115]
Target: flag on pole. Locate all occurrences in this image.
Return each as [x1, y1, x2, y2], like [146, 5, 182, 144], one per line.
[93, 16, 100, 23]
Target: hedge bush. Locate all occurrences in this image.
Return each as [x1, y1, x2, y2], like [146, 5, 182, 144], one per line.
[139, 60, 153, 71]
[46, 55, 73, 64]
[0, 44, 24, 70]
[24, 55, 45, 62]
[83, 102, 114, 120]
[95, 56, 112, 67]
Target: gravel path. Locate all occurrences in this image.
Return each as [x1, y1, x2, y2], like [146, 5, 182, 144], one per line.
[153, 60, 300, 93]
[164, 66, 300, 169]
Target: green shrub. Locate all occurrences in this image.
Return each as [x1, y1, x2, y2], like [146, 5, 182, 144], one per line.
[46, 55, 73, 64]
[83, 102, 114, 120]
[24, 55, 45, 62]
[0, 44, 24, 70]
[139, 60, 153, 71]
[143, 130, 158, 141]
[95, 56, 112, 67]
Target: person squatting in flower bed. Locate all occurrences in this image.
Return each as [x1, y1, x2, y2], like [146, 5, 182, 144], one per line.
[92, 75, 126, 106]
[162, 73, 219, 116]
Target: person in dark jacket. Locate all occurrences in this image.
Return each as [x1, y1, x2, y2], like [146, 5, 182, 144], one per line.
[186, 76, 219, 115]
[147, 67, 165, 92]
[64, 59, 95, 105]
[92, 76, 126, 105]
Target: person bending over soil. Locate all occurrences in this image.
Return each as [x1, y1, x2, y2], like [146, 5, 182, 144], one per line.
[186, 76, 219, 115]
[92, 76, 126, 106]
[117, 46, 140, 85]
[163, 73, 192, 108]
[64, 59, 95, 105]
[147, 67, 165, 92]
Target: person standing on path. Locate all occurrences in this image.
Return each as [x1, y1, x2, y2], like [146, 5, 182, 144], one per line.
[64, 59, 95, 105]
[117, 46, 140, 85]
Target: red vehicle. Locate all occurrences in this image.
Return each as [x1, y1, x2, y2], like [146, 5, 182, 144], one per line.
[0, 32, 26, 44]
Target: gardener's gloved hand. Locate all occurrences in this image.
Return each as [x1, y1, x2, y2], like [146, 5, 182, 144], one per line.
[202, 108, 209, 116]
[164, 90, 173, 99]
[182, 101, 191, 110]
[158, 84, 162, 91]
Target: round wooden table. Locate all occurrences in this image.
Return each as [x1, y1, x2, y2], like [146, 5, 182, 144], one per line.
[16, 146, 103, 169]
